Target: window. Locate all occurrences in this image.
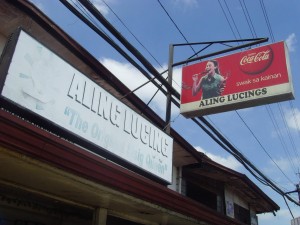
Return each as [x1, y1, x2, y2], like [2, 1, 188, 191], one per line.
[186, 181, 225, 214]
[234, 203, 250, 224]
[182, 168, 225, 214]
[186, 181, 218, 211]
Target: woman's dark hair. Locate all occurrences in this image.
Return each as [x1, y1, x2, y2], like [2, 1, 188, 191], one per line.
[208, 60, 220, 74]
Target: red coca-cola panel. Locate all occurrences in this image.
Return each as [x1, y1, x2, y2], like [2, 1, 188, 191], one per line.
[181, 42, 291, 104]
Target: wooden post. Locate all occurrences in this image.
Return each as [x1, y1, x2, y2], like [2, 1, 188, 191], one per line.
[93, 208, 107, 225]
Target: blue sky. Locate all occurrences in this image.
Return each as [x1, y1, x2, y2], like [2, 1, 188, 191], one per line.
[29, 0, 300, 224]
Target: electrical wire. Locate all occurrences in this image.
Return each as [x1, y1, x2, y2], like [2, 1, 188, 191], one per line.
[156, 0, 198, 55]
[214, 0, 293, 206]
[289, 101, 300, 143]
[98, 0, 183, 103]
[61, 0, 300, 207]
[259, 0, 275, 42]
[241, 0, 257, 38]
[259, 0, 300, 177]
[219, 0, 299, 194]
[217, 0, 297, 190]
[241, 0, 299, 183]
[258, 0, 300, 210]
[223, 0, 242, 39]
[152, 0, 299, 205]
[235, 110, 295, 185]
[100, 0, 164, 69]
[239, 0, 256, 38]
[277, 103, 300, 170]
[265, 105, 298, 179]
[217, 0, 238, 40]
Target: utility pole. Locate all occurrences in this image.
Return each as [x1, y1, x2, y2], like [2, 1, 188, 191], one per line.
[165, 44, 174, 134]
[287, 184, 300, 203]
[297, 170, 300, 203]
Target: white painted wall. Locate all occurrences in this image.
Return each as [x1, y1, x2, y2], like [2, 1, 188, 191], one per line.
[225, 185, 251, 218]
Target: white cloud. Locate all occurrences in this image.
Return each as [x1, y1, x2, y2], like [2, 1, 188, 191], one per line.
[174, 0, 199, 8]
[100, 58, 183, 117]
[262, 156, 300, 189]
[286, 107, 300, 131]
[194, 146, 242, 171]
[286, 33, 297, 52]
[68, 0, 115, 16]
[28, 0, 112, 18]
[29, 0, 44, 11]
[273, 157, 300, 173]
[258, 208, 292, 225]
[171, 67, 183, 93]
[90, 0, 111, 16]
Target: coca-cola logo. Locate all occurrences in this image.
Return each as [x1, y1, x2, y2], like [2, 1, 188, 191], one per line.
[239, 46, 273, 75]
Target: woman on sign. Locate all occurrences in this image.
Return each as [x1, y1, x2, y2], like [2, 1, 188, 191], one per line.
[192, 60, 226, 99]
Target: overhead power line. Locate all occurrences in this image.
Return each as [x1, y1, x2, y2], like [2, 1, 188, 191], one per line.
[290, 101, 300, 141]
[218, 0, 298, 188]
[60, 0, 300, 207]
[265, 105, 298, 179]
[235, 110, 294, 185]
[223, 0, 242, 39]
[223, 0, 299, 204]
[72, 0, 181, 100]
[278, 103, 300, 170]
[240, 0, 257, 38]
[218, 0, 237, 40]
[258, 0, 300, 176]
[101, 0, 164, 69]
[157, 0, 198, 55]
[64, 0, 180, 105]
[259, 0, 275, 42]
[100, 0, 182, 92]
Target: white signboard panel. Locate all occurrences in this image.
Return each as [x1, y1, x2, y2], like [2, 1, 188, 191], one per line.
[1, 30, 173, 183]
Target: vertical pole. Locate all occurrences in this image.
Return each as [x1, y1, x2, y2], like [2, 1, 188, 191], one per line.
[93, 208, 107, 225]
[161, 214, 169, 225]
[165, 44, 174, 134]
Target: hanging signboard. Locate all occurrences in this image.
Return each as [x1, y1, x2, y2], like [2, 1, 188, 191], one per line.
[180, 41, 294, 117]
[0, 29, 173, 183]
